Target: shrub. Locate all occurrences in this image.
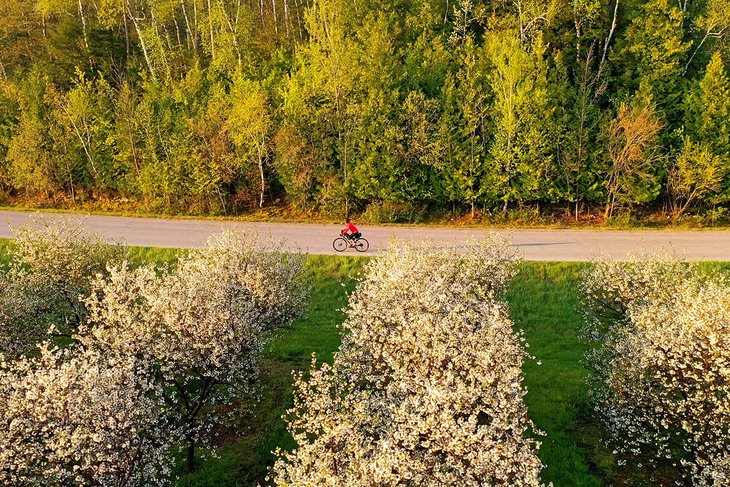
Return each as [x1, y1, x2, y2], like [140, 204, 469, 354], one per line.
[361, 200, 425, 223]
[271, 236, 547, 486]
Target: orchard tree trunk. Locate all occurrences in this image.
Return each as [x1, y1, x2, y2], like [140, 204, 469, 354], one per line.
[186, 436, 196, 473]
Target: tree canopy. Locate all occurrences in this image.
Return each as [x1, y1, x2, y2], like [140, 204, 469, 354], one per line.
[0, 0, 728, 221]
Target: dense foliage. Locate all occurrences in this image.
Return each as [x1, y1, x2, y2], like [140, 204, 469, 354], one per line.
[0, 0, 727, 221]
[271, 237, 548, 485]
[583, 253, 730, 484]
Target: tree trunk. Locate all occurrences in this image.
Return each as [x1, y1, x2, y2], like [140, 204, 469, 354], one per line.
[173, 16, 182, 47]
[181, 0, 193, 49]
[207, 0, 215, 60]
[258, 143, 265, 208]
[193, 0, 199, 49]
[683, 31, 710, 76]
[186, 437, 196, 473]
[271, 0, 278, 36]
[222, 6, 242, 66]
[62, 106, 98, 178]
[292, 0, 303, 40]
[122, 11, 131, 56]
[605, 192, 617, 220]
[78, 0, 90, 50]
[283, 0, 290, 39]
[597, 0, 618, 80]
[127, 1, 157, 79]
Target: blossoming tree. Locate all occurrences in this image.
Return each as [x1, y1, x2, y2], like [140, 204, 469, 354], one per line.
[0, 218, 125, 358]
[271, 237, 547, 486]
[583, 253, 730, 485]
[83, 231, 308, 472]
[0, 346, 170, 486]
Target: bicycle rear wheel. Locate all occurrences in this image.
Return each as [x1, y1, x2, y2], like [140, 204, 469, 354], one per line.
[333, 237, 348, 252]
[354, 238, 369, 252]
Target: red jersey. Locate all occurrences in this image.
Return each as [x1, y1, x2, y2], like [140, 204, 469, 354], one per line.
[343, 222, 359, 234]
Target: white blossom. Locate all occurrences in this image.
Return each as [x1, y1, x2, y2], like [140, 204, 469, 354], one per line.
[271, 236, 547, 486]
[82, 230, 308, 470]
[581, 248, 694, 325]
[584, 253, 730, 485]
[0, 345, 171, 486]
[0, 218, 125, 358]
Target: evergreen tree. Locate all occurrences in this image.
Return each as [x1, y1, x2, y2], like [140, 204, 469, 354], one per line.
[683, 51, 730, 199]
[618, 0, 691, 127]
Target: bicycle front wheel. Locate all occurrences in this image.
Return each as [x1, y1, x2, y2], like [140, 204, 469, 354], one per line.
[333, 237, 348, 252]
[354, 238, 369, 252]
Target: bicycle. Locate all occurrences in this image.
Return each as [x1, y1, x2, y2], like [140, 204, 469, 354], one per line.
[333, 233, 369, 253]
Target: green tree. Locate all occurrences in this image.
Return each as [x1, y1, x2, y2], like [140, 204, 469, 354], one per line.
[486, 33, 555, 211]
[54, 72, 117, 192]
[683, 51, 730, 201]
[668, 138, 726, 215]
[111, 81, 143, 193]
[683, 0, 730, 77]
[618, 0, 691, 126]
[435, 38, 489, 217]
[278, 0, 361, 216]
[553, 49, 606, 219]
[6, 75, 59, 196]
[227, 77, 273, 208]
[684, 51, 730, 156]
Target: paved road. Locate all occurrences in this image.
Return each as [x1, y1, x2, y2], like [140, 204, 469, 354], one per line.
[1, 210, 729, 261]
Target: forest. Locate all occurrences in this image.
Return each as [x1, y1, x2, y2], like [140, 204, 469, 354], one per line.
[0, 0, 728, 222]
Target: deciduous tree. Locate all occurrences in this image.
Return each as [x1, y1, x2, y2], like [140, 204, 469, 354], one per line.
[272, 237, 547, 485]
[84, 231, 307, 472]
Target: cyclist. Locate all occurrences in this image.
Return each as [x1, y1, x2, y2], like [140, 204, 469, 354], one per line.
[340, 219, 361, 240]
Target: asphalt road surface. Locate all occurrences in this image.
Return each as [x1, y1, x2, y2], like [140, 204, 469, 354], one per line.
[1, 210, 729, 261]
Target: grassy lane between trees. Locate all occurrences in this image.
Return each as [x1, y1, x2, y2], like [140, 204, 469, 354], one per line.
[1, 239, 726, 486]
